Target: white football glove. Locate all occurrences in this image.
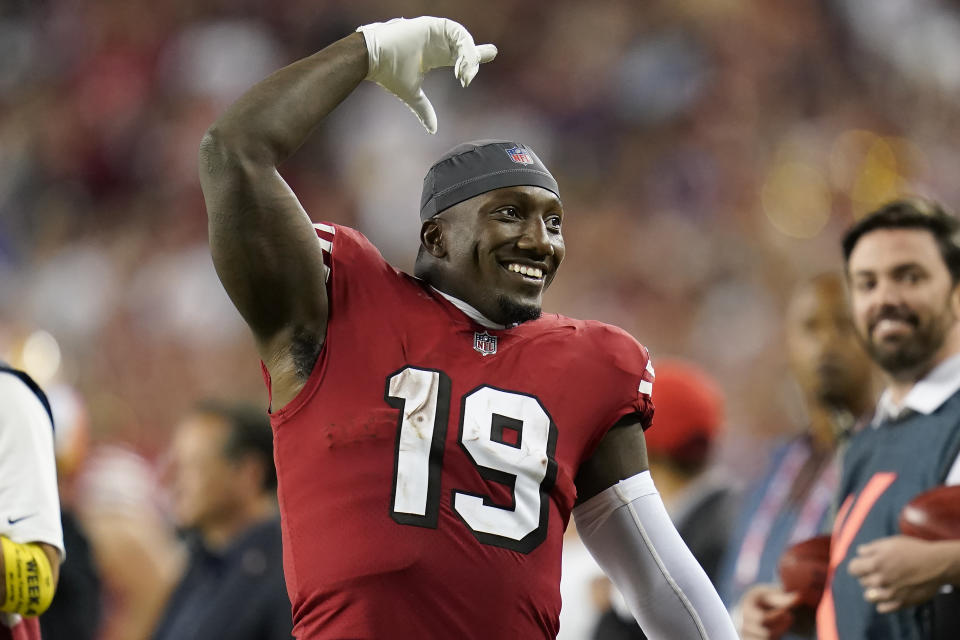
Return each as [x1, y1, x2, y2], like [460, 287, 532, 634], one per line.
[356, 16, 498, 134]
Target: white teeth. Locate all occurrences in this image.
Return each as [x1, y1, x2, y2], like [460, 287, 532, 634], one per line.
[875, 318, 911, 333]
[506, 263, 543, 279]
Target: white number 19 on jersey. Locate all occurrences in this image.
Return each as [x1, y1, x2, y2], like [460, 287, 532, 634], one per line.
[385, 366, 558, 553]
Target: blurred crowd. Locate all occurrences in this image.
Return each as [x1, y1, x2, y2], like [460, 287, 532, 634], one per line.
[5, 0, 960, 450]
[4, 0, 960, 637]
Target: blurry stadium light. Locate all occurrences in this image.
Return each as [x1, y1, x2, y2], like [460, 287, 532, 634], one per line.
[829, 130, 914, 220]
[828, 129, 881, 191]
[761, 162, 831, 239]
[21, 329, 61, 386]
[851, 138, 903, 218]
[885, 137, 928, 180]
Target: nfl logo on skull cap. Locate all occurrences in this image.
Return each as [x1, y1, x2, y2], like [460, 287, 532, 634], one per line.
[505, 145, 534, 165]
[473, 331, 498, 356]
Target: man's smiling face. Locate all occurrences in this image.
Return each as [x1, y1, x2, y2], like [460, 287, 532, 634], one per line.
[847, 227, 959, 376]
[427, 185, 565, 325]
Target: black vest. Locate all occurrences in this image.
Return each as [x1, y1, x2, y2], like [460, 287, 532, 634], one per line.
[829, 389, 960, 640]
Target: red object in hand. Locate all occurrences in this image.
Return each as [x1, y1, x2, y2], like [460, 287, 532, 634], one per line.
[899, 484, 960, 541]
[778, 534, 831, 608]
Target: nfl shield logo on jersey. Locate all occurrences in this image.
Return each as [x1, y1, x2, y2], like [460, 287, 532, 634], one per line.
[505, 145, 534, 165]
[473, 331, 498, 356]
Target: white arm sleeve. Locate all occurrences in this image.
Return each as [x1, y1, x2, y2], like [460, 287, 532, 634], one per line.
[0, 374, 64, 559]
[573, 471, 737, 640]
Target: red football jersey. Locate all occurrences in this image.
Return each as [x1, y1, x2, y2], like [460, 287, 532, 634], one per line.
[265, 223, 654, 639]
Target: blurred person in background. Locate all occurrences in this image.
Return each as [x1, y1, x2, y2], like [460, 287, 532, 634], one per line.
[151, 402, 290, 640]
[199, 15, 736, 640]
[640, 359, 739, 584]
[0, 363, 64, 640]
[743, 199, 960, 640]
[580, 359, 740, 640]
[39, 385, 101, 640]
[722, 272, 875, 639]
[0, 331, 173, 640]
[818, 199, 960, 639]
[72, 445, 183, 640]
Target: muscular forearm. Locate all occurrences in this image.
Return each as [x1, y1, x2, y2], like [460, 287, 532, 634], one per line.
[203, 33, 368, 167]
[197, 31, 371, 364]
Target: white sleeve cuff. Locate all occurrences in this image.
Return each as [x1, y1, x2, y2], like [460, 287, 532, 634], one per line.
[574, 470, 659, 535]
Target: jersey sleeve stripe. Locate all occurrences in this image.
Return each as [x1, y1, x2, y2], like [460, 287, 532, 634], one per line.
[638, 380, 653, 396]
[312, 223, 335, 282]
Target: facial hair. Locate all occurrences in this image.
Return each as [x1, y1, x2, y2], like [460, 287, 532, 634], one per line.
[496, 295, 542, 325]
[864, 295, 955, 375]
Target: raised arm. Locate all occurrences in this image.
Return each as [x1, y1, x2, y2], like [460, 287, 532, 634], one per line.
[198, 34, 367, 406]
[199, 18, 496, 408]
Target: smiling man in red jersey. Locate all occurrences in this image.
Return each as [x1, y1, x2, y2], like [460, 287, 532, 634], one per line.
[198, 16, 737, 640]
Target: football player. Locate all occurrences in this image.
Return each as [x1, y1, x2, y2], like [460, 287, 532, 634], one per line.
[199, 16, 738, 639]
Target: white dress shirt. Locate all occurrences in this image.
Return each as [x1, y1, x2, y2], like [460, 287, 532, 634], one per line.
[871, 351, 960, 485]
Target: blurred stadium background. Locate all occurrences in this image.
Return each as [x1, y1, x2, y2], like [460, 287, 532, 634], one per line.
[2, 0, 959, 472]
